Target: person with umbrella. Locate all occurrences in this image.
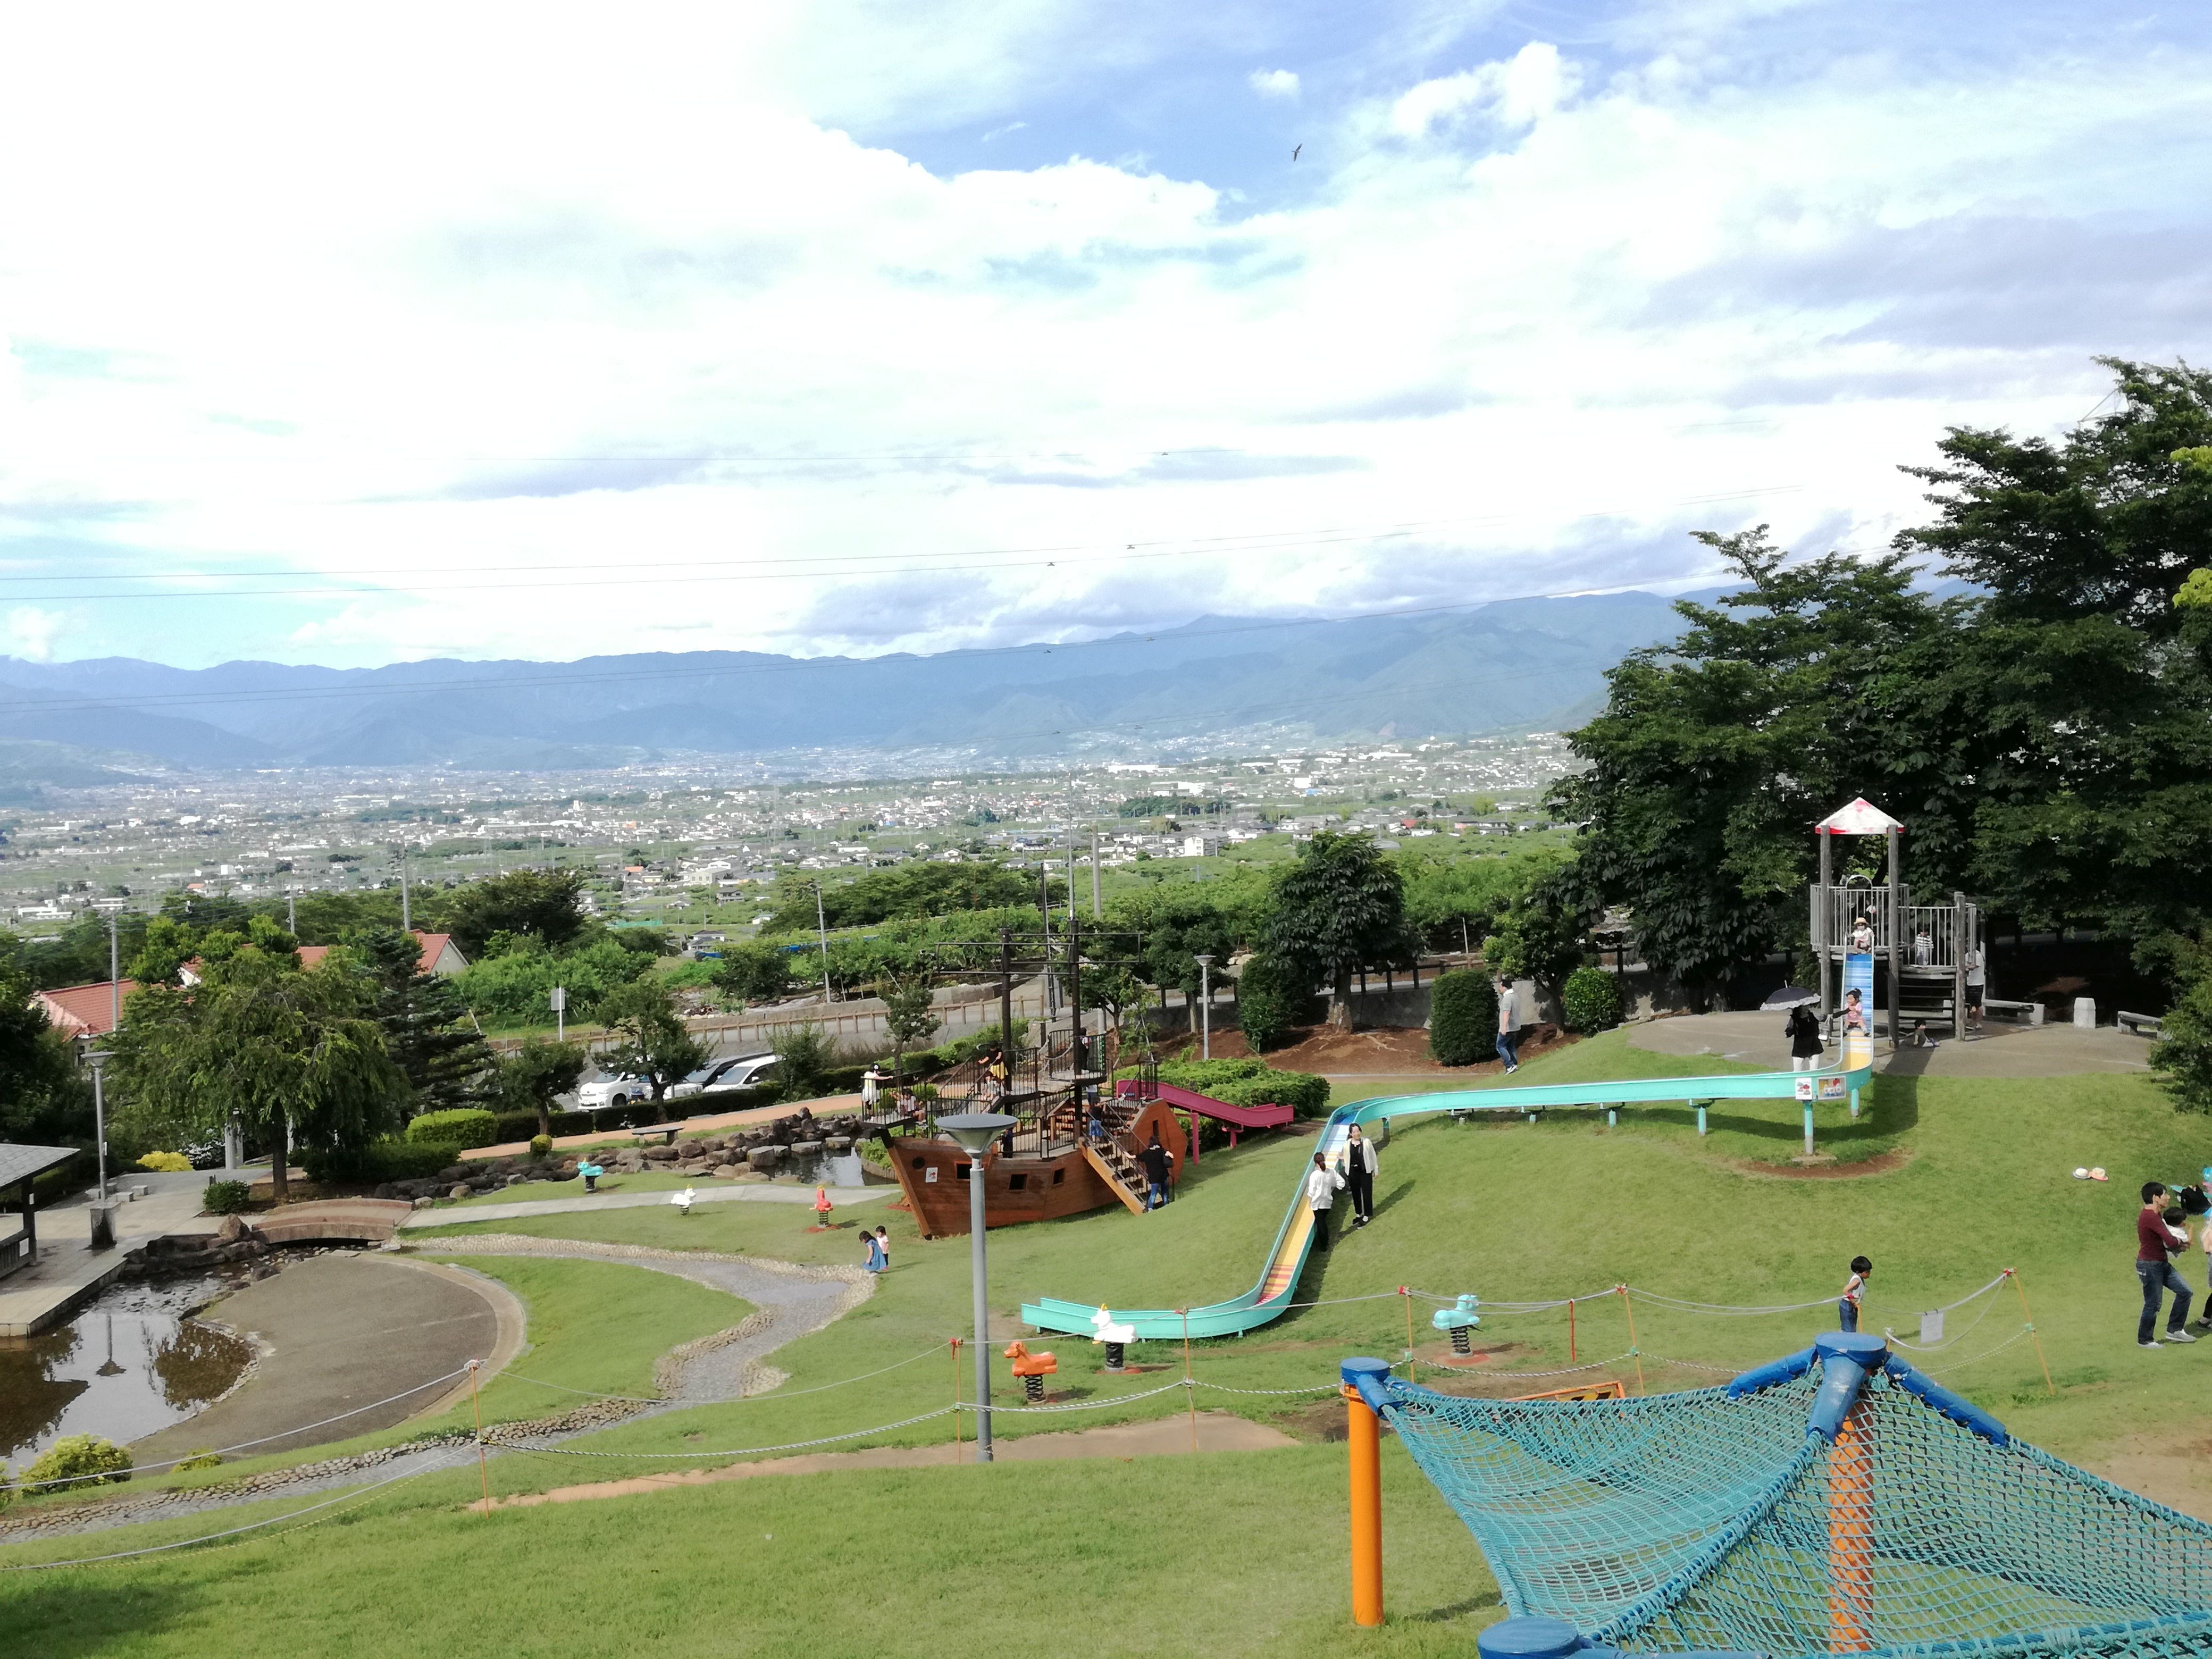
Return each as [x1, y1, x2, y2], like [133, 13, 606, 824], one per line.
[1764, 986, 1823, 1072]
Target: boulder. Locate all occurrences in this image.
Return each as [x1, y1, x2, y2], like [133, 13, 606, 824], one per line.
[675, 1160, 712, 1177]
[373, 1183, 401, 1201]
[414, 1196, 437, 1209]
[438, 1166, 471, 1185]
[449, 1184, 472, 1201]
[747, 1146, 785, 1171]
[712, 1163, 742, 1180]
[506, 1174, 530, 1186]
[791, 1139, 825, 1157]
[214, 1214, 253, 1244]
[644, 1144, 680, 1163]
[824, 1136, 852, 1152]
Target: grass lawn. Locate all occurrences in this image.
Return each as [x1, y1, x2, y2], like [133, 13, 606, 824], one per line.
[11, 1026, 2212, 1647]
[433, 1170, 784, 1208]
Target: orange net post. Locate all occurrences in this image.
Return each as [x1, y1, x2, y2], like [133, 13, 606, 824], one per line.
[1827, 1400, 1875, 1652]
[1342, 1377, 1385, 1628]
[1401, 1286, 1416, 1382]
[468, 1358, 491, 1514]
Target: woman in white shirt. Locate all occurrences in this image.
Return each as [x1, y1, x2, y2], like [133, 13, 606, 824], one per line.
[1305, 1152, 1347, 1250]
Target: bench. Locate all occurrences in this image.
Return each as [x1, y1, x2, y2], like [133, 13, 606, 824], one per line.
[1982, 999, 2044, 1027]
[2117, 1010, 2163, 1038]
[631, 1123, 684, 1146]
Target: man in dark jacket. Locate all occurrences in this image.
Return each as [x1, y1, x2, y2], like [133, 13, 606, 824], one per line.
[1140, 1134, 1174, 1211]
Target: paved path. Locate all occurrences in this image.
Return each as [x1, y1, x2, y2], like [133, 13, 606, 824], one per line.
[400, 1183, 895, 1230]
[132, 1253, 509, 1463]
[0, 1173, 215, 1337]
[0, 1238, 868, 1544]
[1627, 1010, 2153, 1078]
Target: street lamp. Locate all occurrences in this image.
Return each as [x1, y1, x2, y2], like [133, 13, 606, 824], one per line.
[936, 1110, 1017, 1463]
[86, 1049, 112, 1202]
[1194, 954, 1216, 1061]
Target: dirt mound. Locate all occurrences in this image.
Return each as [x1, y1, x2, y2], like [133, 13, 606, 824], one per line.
[1168, 1023, 1573, 1076]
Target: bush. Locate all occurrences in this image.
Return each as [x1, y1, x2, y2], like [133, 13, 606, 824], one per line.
[23, 1434, 132, 1495]
[136, 1151, 193, 1172]
[1561, 966, 1623, 1035]
[1428, 969, 1498, 1066]
[1234, 953, 1300, 1052]
[202, 1180, 251, 1215]
[769, 1023, 836, 1101]
[529, 1134, 553, 1159]
[1153, 1058, 1331, 1119]
[300, 1139, 464, 1184]
[174, 1450, 222, 1473]
[405, 1108, 499, 1148]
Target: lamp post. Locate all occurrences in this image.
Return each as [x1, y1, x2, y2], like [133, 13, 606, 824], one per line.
[812, 881, 833, 1003]
[1195, 954, 1215, 1060]
[86, 1049, 112, 1203]
[936, 1110, 1017, 1463]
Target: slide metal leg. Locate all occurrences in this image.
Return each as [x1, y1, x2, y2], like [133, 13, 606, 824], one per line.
[1849, 1087, 1859, 1120]
[1695, 1102, 1707, 1136]
[1803, 1102, 1816, 1157]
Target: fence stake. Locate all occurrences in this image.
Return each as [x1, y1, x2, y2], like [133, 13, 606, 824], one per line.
[1401, 1286, 1416, 1381]
[2006, 1268, 2056, 1397]
[951, 1337, 962, 1458]
[1568, 1297, 1576, 1363]
[1616, 1285, 1644, 1395]
[468, 1359, 491, 1513]
[1182, 1310, 1196, 1453]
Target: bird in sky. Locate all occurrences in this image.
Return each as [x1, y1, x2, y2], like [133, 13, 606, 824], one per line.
[1292, 143, 1302, 161]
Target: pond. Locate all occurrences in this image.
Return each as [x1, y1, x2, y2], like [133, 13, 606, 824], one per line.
[0, 1275, 254, 1468]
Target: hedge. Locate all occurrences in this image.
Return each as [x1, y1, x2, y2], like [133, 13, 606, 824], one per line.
[1428, 969, 1498, 1066]
[1232, 953, 1301, 1052]
[405, 1108, 499, 1148]
[1562, 966, 1623, 1034]
[1151, 1058, 1331, 1120]
[302, 1139, 471, 1184]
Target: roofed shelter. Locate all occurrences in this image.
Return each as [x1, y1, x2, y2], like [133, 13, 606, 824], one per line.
[0, 1143, 78, 1283]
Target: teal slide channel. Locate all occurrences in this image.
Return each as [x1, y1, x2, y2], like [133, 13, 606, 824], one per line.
[1018, 1059, 1874, 1342]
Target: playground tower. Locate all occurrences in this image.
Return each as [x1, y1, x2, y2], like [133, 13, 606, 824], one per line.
[1809, 798, 1984, 1040]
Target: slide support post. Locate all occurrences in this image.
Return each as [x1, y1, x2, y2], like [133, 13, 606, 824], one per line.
[1695, 1102, 1707, 1136]
[1803, 1101, 1816, 1157]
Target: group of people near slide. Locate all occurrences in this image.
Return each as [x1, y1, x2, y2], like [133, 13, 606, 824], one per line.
[1304, 1124, 1383, 1249]
[2135, 1175, 2212, 1347]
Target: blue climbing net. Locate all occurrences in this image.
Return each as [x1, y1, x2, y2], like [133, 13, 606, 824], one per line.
[1361, 1340, 2212, 1657]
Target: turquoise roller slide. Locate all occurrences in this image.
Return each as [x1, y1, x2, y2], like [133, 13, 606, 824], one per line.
[1018, 1057, 1874, 1341]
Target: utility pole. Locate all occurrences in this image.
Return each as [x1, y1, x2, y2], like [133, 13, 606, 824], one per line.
[107, 914, 120, 1034]
[1090, 830, 1102, 920]
[1195, 953, 1214, 1060]
[1069, 916, 1085, 1078]
[1066, 830, 1076, 924]
[399, 849, 412, 932]
[1000, 926, 1016, 1060]
[814, 881, 832, 1003]
[288, 892, 297, 935]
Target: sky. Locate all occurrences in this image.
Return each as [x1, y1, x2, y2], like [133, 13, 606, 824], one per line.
[0, 0, 2207, 670]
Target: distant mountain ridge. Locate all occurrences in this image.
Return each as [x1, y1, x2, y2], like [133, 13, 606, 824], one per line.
[0, 591, 1707, 775]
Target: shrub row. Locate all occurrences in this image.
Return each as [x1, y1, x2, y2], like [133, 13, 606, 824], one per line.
[1428, 969, 1499, 1066]
[404, 1108, 500, 1147]
[1149, 1058, 1331, 1119]
[301, 1139, 470, 1184]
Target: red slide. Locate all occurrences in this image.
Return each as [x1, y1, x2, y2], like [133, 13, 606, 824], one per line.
[1115, 1079, 1293, 1155]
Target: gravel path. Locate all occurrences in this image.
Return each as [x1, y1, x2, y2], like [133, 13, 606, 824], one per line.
[0, 1239, 871, 1546]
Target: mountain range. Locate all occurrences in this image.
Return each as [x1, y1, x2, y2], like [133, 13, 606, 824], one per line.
[0, 590, 1707, 780]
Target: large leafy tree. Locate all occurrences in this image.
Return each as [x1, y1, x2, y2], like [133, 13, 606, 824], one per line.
[442, 868, 591, 957]
[113, 946, 408, 1205]
[1262, 831, 1415, 1029]
[344, 927, 492, 1113]
[0, 954, 89, 1145]
[1552, 530, 1962, 1004]
[879, 975, 941, 1083]
[1895, 357, 2212, 954]
[595, 979, 709, 1119]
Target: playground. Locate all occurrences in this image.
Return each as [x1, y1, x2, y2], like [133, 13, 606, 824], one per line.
[6, 995, 2211, 1657]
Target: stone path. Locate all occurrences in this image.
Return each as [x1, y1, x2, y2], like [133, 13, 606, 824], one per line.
[1626, 1010, 2152, 1078]
[399, 1182, 895, 1230]
[0, 1238, 869, 1543]
[0, 1173, 216, 1338]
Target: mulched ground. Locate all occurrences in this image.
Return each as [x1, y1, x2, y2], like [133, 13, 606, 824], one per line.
[1160, 1023, 1576, 1076]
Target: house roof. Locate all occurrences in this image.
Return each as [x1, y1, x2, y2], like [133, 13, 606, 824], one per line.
[32, 981, 138, 1037]
[0, 1143, 78, 1189]
[412, 932, 464, 969]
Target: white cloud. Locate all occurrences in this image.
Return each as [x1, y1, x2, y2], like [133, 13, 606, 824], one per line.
[6, 608, 65, 662]
[1249, 68, 1301, 99]
[0, 6, 2206, 670]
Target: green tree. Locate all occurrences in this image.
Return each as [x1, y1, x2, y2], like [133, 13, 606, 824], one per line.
[880, 976, 941, 1084]
[0, 954, 89, 1145]
[1231, 952, 1300, 1051]
[1262, 831, 1414, 1029]
[344, 927, 491, 1113]
[442, 868, 591, 957]
[113, 947, 408, 1206]
[712, 941, 794, 1006]
[768, 1021, 836, 1101]
[126, 916, 201, 987]
[491, 1038, 589, 1139]
[594, 979, 708, 1119]
[1481, 867, 1595, 1011]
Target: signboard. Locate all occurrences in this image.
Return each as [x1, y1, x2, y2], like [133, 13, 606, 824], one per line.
[548, 986, 567, 1013]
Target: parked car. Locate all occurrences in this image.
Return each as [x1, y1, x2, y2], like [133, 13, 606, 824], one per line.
[667, 1052, 777, 1101]
[576, 1071, 653, 1113]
